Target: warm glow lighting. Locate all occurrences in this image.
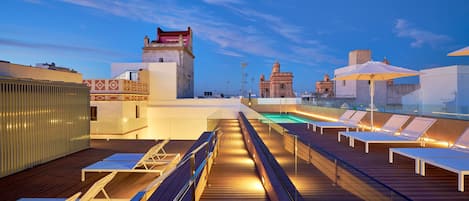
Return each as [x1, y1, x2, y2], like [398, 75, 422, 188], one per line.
[253, 180, 264, 191]
[294, 110, 337, 122]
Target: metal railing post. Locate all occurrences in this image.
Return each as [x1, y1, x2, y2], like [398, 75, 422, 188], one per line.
[333, 159, 338, 187]
[190, 154, 196, 201]
[294, 134, 298, 201]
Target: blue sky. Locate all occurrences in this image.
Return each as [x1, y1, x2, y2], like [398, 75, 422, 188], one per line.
[1, 0, 469, 96]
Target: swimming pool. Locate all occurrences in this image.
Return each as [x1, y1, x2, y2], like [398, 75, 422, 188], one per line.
[261, 113, 311, 123]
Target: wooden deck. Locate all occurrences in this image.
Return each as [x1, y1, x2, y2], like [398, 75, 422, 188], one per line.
[201, 120, 270, 201]
[280, 122, 469, 200]
[0, 139, 194, 201]
[249, 120, 361, 200]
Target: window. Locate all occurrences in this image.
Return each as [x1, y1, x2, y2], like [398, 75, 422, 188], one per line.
[280, 83, 285, 89]
[368, 80, 371, 85]
[90, 106, 97, 121]
[136, 105, 140, 118]
[159, 58, 164, 62]
[325, 88, 329, 92]
[342, 80, 346, 86]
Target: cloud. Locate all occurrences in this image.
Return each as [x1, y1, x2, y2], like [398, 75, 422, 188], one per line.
[0, 37, 128, 58]
[217, 49, 243, 57]
[394, 19, 451, 48]
[60, 0, 339, 67]
[202, 0, 243, 5]
[23, 0, 42, 4]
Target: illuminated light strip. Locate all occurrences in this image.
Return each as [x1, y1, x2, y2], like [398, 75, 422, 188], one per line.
[432, 111, 469, 117]
[294, 110, 337, 122]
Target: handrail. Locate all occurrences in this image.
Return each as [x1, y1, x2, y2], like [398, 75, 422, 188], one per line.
[239, 112, 304, 201]
[172, 129, 219, 201]
[138, 128, 219, 201]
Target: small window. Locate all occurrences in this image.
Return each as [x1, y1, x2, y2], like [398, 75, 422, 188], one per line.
[90, 106, 97, 121]
[368, 80, 371, 85]
[136, 105, 140, 119]
[342, 80, 346, 86]
[159, 58, 164, 62]
[325, 88, 329, 92]
[280, 83, 285, 89]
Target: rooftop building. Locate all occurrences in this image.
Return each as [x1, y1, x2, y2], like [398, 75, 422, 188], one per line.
[259, 61, 295, 98]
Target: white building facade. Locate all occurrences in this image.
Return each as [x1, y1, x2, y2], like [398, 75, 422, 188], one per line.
[402, 65, 469, 115]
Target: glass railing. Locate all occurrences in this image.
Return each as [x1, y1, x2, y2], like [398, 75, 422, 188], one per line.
[302, 98, 469, 121]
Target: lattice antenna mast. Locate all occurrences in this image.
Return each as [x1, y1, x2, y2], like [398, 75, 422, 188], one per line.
[240, 62, 248, 97]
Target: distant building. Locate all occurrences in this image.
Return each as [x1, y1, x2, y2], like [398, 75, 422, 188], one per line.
[402, 65, 469, 114]
[315, 74, 334, 97]
[0, 62, 89, 178]
[259, 61, 295, 98]
[334, 50, 418, 106]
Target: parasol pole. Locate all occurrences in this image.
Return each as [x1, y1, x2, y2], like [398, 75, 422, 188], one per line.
[370, 78, 375, 130]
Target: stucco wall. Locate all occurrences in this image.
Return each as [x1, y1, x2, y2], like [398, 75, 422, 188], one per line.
[90, 101, 147, 138]
[145, 99, 241, 140]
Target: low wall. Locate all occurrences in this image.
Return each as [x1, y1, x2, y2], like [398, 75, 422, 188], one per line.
[283, 134, 402, 200]
[295, 104, 469, 145]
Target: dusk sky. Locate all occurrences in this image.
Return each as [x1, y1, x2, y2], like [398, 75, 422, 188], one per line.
[1, 0, 469, 96]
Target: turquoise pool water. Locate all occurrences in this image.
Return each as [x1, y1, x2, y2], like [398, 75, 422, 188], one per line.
[261, 113, 310, 123]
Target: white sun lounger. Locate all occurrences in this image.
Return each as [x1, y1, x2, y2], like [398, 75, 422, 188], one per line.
[19, 171, 117, 201]
[347, 117, 436, 153]
[81, 140, 180, 181]
[306, 109, 356, 130]
[310, 111, 367, 134]
[338, 114, 410, 143]
[389, 128, 469, 191]
[421, 158, 469, 192]
[103, 139, 178, 163]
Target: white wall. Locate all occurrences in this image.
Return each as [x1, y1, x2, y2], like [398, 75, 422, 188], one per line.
[111, 62, 179, 101]
[334, 66, 357, 98]
[420, 66, 458, 106]
[111, 63, 145, 78]
[144, 99, 241, 140]
[147, 63, 178, 101]
[402, 65, 469, 113]
[90, 101, 147, 137]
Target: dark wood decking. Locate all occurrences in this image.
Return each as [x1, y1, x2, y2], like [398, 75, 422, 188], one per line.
[201, 120, 270, 201]
[0, 139, 194, 201]
[281, 123, 469, 200]
[249, 120, 361, 200]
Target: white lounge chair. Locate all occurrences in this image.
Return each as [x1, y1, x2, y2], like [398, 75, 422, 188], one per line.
[310, 111, 367, 134]
[347, 117, 436, 153]
[307, 110, 356, 130]
[103, 139, 178, 163]
[81, 140, 180, 181]
[389, 128, 469, 191]
[338, 114, 410, 143]
[19, 171, 117, 201]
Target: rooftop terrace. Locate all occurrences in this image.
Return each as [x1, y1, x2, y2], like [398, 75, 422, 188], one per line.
[0, 140, 194, 200]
